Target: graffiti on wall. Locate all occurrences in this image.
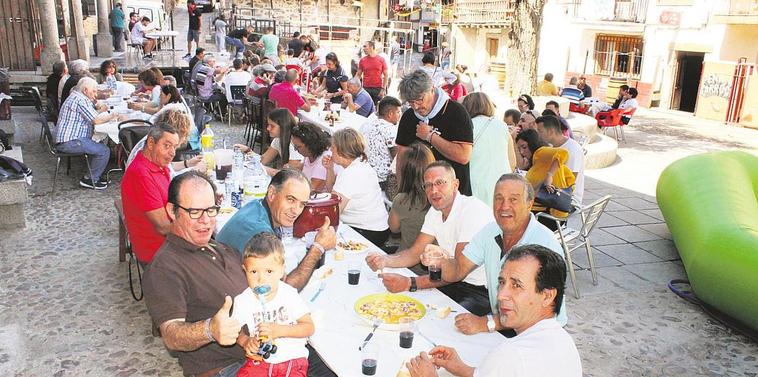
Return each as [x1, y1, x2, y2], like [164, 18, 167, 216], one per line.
[700, 74, 732, 99]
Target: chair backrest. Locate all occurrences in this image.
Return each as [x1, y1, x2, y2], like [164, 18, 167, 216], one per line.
[230, 85, 247, 102]
[118, 126, 151, 155]
[595, 109, 623, 127]
[41, 118, 57, 155]
[578, 195, 613, 237]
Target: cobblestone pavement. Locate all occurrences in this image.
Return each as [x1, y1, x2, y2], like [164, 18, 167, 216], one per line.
[2, 106, 757, 376]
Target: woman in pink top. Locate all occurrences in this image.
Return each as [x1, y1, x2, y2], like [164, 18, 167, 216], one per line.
[290, 122, 341, 192]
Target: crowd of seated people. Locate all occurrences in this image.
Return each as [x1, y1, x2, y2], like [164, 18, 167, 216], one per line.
[57, 36, 618, 376]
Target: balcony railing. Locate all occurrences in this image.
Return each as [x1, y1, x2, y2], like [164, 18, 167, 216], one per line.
[568, 0, 648, 23]
[445, 0, 515, 26]
[724, 0, 758, 15]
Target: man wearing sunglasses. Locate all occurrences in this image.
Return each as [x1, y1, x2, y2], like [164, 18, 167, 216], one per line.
[143, 170, 249, 377]
[121, 123, 180, 265]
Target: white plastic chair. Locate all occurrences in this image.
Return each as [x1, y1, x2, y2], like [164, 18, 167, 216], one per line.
[537, 195, 613, 298]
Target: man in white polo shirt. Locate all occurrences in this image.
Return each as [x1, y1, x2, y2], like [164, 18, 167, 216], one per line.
[406, 244, 582, 377]
[536, 115, 584, 204]
[366, 161, 493, 315]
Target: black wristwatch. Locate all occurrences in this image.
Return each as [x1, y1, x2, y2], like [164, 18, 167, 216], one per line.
[409, 276, 417, 292]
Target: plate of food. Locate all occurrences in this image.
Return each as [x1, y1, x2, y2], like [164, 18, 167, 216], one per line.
[336, 240, 369, 254]
[218, 207, 238, 216]
[354, 293, 426, 328]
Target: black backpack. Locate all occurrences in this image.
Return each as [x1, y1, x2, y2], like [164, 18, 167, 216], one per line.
[0, 129, 10, 152]
[0, 155, 31, 182]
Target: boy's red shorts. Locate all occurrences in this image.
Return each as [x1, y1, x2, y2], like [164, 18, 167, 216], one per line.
[237, 357, 308, 377]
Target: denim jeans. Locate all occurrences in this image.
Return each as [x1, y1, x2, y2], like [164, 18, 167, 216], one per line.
[225, 37, 245, 55]
[214, 360, 245, 377]
[56, 137, 110, 182]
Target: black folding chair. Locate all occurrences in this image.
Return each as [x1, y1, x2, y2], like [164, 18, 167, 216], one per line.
[41, 121, 94, 193]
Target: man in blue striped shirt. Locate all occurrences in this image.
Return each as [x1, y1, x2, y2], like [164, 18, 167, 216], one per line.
[560, 77, 584, 104]
[56, 77, 124, 189]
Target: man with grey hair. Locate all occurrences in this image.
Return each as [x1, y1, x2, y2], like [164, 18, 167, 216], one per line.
[342, 77, 375, 117]
[60, 59, 97, 105]
[121, 123, 179, 263]
[421, 173, 568, 336]
[268, 68, 311, 116]
[191, 54, 228, 121]
[56, 77, 126, 189]
[395, 69, 474, 195]
[217, 169, 336, 291]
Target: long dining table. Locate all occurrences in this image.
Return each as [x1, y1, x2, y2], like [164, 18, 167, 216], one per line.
[298, 107, 376, 135]
[298, 224, 503, 377]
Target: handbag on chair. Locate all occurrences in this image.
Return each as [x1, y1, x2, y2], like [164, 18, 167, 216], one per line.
[535, 185, 574, 213]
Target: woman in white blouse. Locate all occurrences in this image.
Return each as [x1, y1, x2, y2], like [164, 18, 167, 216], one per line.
[324, 128, 389, 247]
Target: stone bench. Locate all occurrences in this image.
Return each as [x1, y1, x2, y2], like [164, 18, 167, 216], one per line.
[0, 147, 28, 229]
[0, 119, 16, 145]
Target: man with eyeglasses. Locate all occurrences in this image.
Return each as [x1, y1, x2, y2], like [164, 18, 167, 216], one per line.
[365, 161, 493, 315]
[121, 123, 180, 264]
[143, 170, 248, 377]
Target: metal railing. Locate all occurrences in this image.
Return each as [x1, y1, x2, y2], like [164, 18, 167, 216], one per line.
[449, 0, 515, 26]
[568, 0, 648, 23]
[724, 0, 758, 15]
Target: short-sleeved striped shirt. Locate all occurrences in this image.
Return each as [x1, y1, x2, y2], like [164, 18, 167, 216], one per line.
[56, 90, 98, 144]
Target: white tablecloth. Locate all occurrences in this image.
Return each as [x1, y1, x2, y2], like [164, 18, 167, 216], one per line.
[93, 105, 151, 144]
[301, 224, 503, 377]
[298, 108, 375, 134]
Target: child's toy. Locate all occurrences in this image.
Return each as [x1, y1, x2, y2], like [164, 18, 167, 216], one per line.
[251, 285, 278, 361]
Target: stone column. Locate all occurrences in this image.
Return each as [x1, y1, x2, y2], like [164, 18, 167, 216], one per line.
[68, 0, 90, 61]
[36, 0, 65, 74]
[95, 0, 113, 57]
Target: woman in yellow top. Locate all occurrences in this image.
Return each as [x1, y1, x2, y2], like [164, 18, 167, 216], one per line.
[516, 129, 575, 218]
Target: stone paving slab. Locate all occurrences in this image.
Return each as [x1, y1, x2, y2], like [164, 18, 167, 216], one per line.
[609, 210, 662, 225]
[638, 223, 674, 240]
[603, 225, 663, 243]
[634, 239, 681, 261]
[569, 246, 624, 269]
[596, 243, 664, 265]
[586, 228, 629, 246]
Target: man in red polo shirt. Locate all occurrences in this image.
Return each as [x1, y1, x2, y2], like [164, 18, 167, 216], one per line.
[356, 40, 388, 104]
[122, 123, 180, 264]
[268, 69, 311, 116]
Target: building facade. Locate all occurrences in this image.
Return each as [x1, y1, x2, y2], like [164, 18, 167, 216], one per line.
[538, 0, 757, 126]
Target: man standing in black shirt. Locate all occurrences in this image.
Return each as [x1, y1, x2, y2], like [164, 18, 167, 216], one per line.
[288, 31, 304, 57]
[395, 70, 474, 195]
[225, 26, 254, 57]
[184, 0, 203, 59]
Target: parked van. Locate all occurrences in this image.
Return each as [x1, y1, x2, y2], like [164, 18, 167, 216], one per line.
[124, 0, 170, 32]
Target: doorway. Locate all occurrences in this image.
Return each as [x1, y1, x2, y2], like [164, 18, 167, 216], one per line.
[487, 38, 499, 59]
[671, 51, 704, 112]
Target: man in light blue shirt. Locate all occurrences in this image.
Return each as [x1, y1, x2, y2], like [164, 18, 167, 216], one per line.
[423, 173, 567, 335]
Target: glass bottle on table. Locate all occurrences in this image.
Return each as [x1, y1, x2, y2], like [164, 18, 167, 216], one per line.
[201, 125, 216, 177]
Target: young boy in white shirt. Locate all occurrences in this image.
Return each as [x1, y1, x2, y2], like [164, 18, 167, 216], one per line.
[233, 232, 314, 376]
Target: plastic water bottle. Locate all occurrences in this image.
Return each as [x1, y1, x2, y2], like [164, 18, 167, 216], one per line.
[246, 155, 268, 199]
[106, 74, 117, 92]
[233, 146, 244, 174]
[200, 124, 214, 152]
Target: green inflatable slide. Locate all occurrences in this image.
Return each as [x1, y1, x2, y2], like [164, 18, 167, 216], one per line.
[657, 150, 758, 331]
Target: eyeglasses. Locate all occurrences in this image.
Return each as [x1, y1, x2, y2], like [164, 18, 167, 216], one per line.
[174, 204, 220, 219]
[423, 179, 448, 191]
[407, 92, 428, 107]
